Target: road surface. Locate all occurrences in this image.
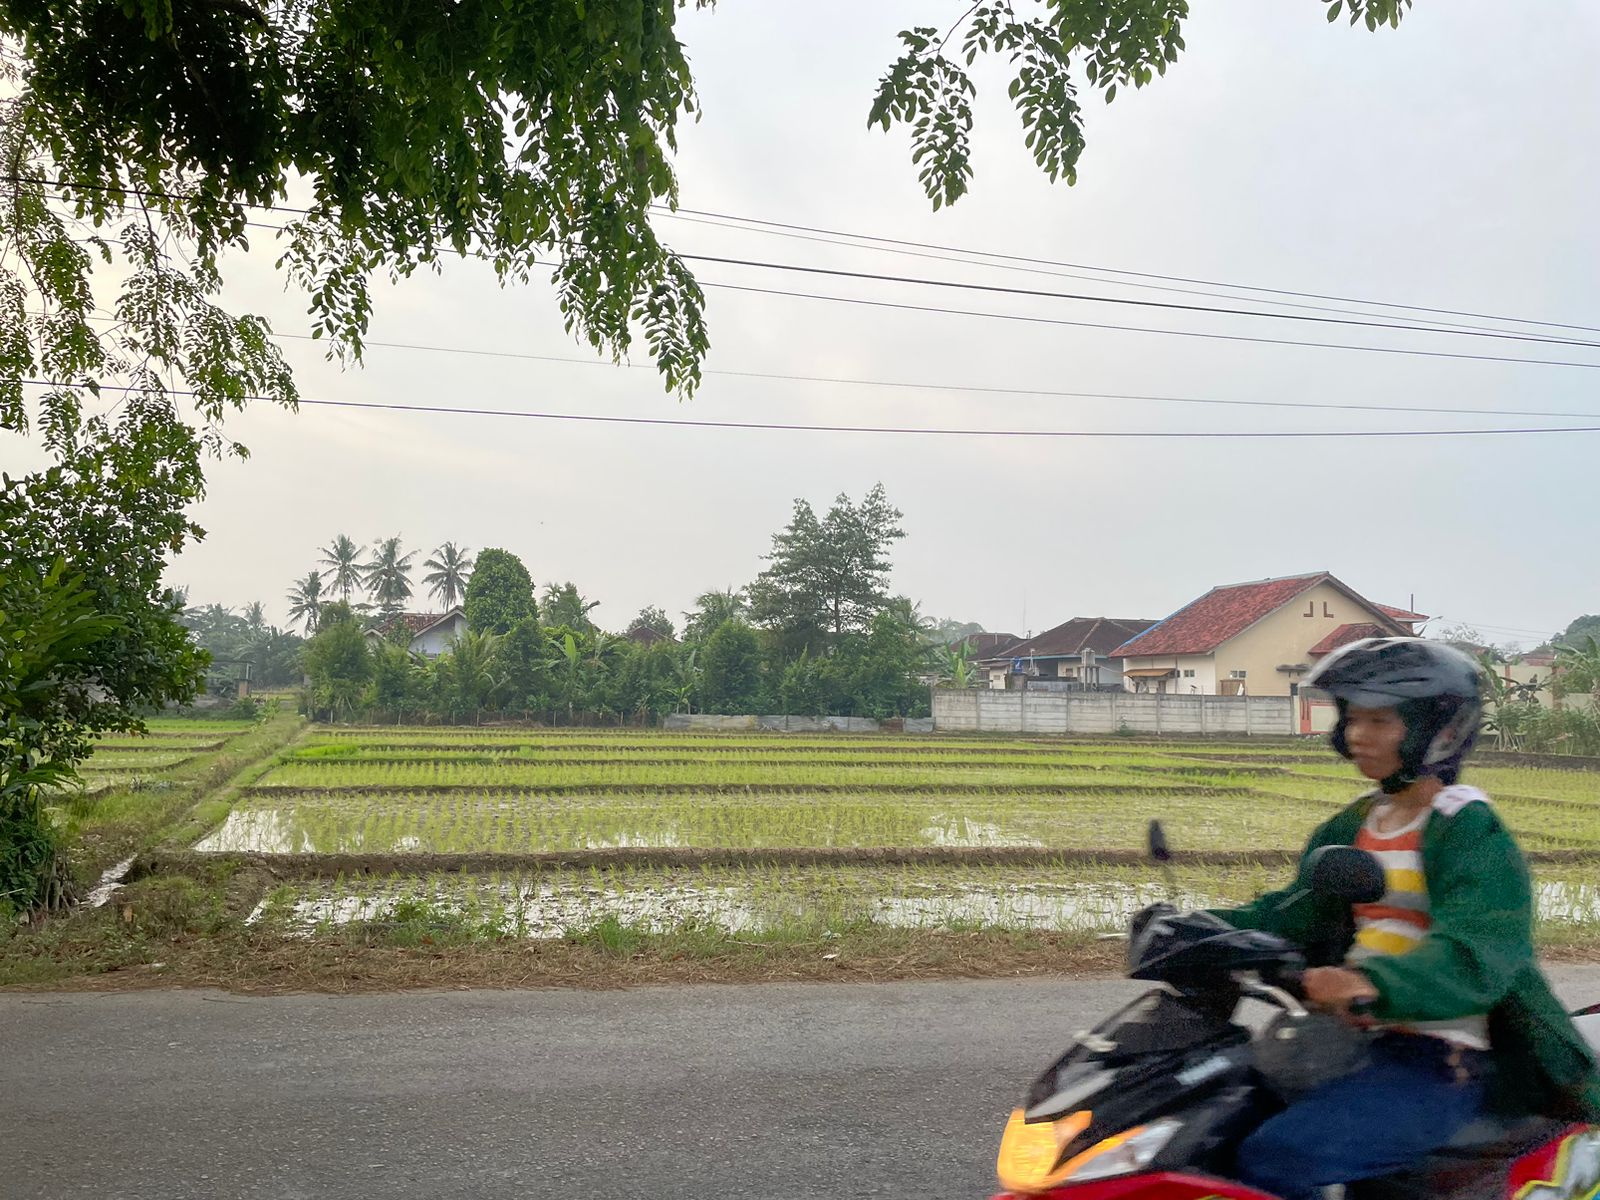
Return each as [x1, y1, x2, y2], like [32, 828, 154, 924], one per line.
[6, 968, 1599, 1199]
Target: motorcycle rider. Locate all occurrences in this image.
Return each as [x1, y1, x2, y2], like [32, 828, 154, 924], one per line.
[1209, 637, 1600, 1200]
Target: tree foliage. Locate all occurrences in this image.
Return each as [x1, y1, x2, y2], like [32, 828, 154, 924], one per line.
[463, 548, 536, 635]
[699, 620, 761, 714]
[871, 0, 1411, 210]
[629, 605, 676, 640]
[682, 588, 748, 644]
[362, 535, 416, 615]
[749, 484, 905, 648]
[542, 582, 601, 634]
[319, 536, 365, 604]
[423, 542, 474, 610]
[285, 570, 325, 635]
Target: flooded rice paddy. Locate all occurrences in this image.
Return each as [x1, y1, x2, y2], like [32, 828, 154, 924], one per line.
[188, 725, 1600, 942]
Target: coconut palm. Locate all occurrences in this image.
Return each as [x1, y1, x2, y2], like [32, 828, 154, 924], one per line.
[363, 536, 417, 615]
[423, 542, 474, 609]
[286, 571, 325, 634]
[319, 534, 365, 602]
[243, 600, 266, 634]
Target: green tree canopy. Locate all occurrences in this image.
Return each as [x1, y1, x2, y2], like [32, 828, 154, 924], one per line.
[699, 620, 761, 715]
[302, 605, 371, 721]
[629, 605, 676, 640]
[682, 588, 748, 644]
[542, 582, 601, 634]
[748, 484, 905, 648]
[423, 543, 474, 610]
[319, 536, 365, 604]
[1559, 616, 1600, 648]
[362, 535, 417, 616]
[463, 549, 536, 635]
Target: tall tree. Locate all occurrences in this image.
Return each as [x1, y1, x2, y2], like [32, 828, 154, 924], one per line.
[286, 571, 325, 636]
[682, 588, 749, 644]
[362, 536, 417, 616]
[464, 549, 537, 635]
[749, 484, 905, 645]
[243, 601, 266, 634]
[423, 543, 474, 610]
[319, 536, 365, 604]
[302, 606, 371, 721]
[542, 582, 601, 634]
[699, 620, 762, 715]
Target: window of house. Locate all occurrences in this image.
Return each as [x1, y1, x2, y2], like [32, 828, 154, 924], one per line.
[1182, 669, 1195, 677]
[1229, 670, 1248, 679]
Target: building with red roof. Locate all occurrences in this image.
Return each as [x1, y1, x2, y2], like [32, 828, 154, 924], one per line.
[973, 617, 1159, 691]
[1111, 572, 1424, 696]
[364, 606, 468, 657]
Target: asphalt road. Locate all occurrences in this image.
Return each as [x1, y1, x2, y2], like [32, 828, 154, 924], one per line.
[6, 968, 1600, 1200]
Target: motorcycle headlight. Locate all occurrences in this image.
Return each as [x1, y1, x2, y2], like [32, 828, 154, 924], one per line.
[996, 1111, 1183, 1195]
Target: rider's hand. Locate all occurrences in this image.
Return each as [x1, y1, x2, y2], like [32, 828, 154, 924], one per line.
[1302, 967, 1379, 1021]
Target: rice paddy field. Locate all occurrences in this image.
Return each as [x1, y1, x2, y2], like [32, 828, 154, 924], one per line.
[178, 726, 1600, 946]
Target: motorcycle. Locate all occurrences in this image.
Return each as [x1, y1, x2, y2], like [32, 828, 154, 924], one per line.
[990, 824, 1600, 1199]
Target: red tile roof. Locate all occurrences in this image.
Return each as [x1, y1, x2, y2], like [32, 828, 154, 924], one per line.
[958, 632, 1023, 658]
[1308, 622, 1386, 656]
[984, 617, 1160, 662]
[1112, 573, 1410, 658]
[367, 609, 463, 640]
[1375, 603, 1429, 623]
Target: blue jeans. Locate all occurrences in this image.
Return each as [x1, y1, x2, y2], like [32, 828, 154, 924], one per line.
[1235, 1034, 1489, 1200]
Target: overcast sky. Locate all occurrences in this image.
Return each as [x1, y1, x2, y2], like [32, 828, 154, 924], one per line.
[10, 1, 1598, 646]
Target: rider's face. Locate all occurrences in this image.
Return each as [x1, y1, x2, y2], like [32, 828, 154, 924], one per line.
[1344, 705, 1406, 781]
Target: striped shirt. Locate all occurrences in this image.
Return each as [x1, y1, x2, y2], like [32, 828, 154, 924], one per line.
[1348, 788, 1491, 1050]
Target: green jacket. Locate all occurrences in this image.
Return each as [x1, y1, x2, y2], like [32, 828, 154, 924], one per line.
[1214, 790, 1600, 1121]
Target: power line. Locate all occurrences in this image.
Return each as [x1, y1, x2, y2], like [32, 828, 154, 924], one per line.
[704, 281, 1600, 372]
[25, 173, 1599, 343]
[659, 205, 1600, 338]
[654, 210, 1595, 344]
[46, 190, 1599, 353]
[50, 316, 1600, 421]
[674, 254, 1600, 351]
[12, 379, 1600, 438]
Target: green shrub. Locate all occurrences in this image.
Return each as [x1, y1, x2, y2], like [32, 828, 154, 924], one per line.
[118, 876, 227, 937]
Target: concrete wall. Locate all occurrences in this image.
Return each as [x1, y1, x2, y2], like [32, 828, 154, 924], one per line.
[662, 714, 934, 734]
[932, 688, 1295, 735]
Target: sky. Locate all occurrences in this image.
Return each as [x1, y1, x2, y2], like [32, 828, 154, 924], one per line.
[8, 1, 1599, 647]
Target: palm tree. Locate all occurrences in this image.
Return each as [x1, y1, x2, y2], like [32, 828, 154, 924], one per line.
[319, 535, 365, 602]
[423, 542, 474, 609]
[286, 571, 325, 634]
[363, 536, 417, 616]
[243, 601, 266, 634]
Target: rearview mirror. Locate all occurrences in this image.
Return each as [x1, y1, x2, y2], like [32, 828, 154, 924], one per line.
[1307, 846, 1386, 905]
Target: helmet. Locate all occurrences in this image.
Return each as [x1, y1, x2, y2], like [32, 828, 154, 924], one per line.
[1303, 637, 1484, 794]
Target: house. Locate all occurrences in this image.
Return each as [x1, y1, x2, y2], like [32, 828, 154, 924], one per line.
[953, 632, 1022, 659]
[365, 607, 468, 657]
[626, 625, 677, 647]
[975, 617, 1160, 691]
[1112, 573, 1423, 697]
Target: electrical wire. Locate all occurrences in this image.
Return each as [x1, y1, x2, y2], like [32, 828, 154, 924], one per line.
[705, 281, 1600, 371]
[657, 205, 1600, 338]
[10, 379, 1600, 439]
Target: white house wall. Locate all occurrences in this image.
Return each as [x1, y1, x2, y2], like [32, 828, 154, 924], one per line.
[412, 615, 467, 657]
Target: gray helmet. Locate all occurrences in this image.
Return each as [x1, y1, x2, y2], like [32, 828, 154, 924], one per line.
[1304, 638, 1484, 793]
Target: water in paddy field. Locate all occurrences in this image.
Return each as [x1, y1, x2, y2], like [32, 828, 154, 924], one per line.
[251, 878, 1600, 939]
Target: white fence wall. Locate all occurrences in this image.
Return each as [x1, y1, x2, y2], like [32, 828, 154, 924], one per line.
[663, 714, 935, 733]
[932, 688, 1294, 736]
